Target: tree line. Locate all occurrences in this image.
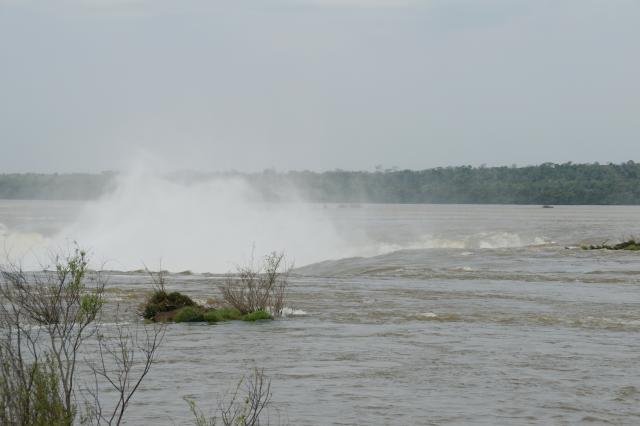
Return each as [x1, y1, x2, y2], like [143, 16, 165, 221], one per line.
[0, 172, 115, 200]
[2, 162, 640, 205]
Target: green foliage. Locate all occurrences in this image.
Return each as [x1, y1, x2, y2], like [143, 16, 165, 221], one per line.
[148, 161, 640, 205]
[203, 307, 243, 323]
[242, 310, 273, 322]
[28, 358, 73, 426]
[247, 161, 640, 204]
[142, 290, 196, 320]
[173, 306, 205, 323]
[148, 291, 195, 307]
[80, 294, 103, 318]
[202, 310, 221, 323]
[0, 357, 72, 426]
[141, 287, 273, 324]
[0, 247, 100, 425]
[185, 398, 216, 426]
[1, 246, 160, 426]
[142, 303, 161, 321]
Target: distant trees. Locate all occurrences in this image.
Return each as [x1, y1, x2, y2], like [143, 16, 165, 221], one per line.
[2, 162, 640, 204]
[244, 161, 640, 205]
[0, 172, 114, 200]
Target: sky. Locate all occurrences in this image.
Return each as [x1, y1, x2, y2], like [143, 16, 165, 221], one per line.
[0, 0, 639, 173]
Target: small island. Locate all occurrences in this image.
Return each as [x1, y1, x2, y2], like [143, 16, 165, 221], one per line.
[141, 252, 289, 324]
[142, 289, 272, 323]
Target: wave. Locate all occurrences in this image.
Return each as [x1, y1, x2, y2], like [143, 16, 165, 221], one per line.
[296, 231, 553, 276]
[369, 232, 551, 254]
[281, 307, 308, 317]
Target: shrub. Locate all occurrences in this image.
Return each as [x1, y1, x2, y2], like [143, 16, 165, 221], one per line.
[142, 302, 162, 320]
[242, 310, 272, 322]
[148, 290, 196, 307]
[142, 290, 196, 320]
[202, 310, 221, 323]
[173, 306, 204, 323]
[1, 247, 164, 425]
[186, 368, 273, 426]
[220, 252, 291, 317]
[0, 356, 70, 425]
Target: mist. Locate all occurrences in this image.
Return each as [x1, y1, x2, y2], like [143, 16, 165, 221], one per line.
[54, 167, 352, 272]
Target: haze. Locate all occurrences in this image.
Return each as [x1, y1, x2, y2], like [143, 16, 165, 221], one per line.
[1, 0, 639, 173]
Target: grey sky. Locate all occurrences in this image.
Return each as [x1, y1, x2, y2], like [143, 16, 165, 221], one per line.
[1, 0, 638, 173]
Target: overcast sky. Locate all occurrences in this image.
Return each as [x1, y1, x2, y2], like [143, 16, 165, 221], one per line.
[1, 0, 638, 173]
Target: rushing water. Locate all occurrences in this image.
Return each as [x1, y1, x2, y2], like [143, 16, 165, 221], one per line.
[1, 201, 640, 424]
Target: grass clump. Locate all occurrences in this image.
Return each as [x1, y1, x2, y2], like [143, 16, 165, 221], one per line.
[173, 306, 205, 323]
[242, 310, 272, 322]
[203, 307, 242, 323]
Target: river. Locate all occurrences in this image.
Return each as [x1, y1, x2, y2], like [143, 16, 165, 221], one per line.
[1, 201, 639, 424]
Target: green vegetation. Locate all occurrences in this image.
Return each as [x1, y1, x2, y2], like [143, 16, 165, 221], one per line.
[1, 247, 164, 425]
[143, 252, 289, 324]
[143, 290, 274, 324]
[203, 307, 242, 323]
[174, 306, 205, 323]
[1, 248, 281, 425]
[582, 239, 640, 251]
[142, 290, 196, 319]
[4, 162, 640, 204]
[262, 161, 640, 204]
[242, 310, 273, 322]
[221, 252, 289, 317]
[0, 357, 71, 426]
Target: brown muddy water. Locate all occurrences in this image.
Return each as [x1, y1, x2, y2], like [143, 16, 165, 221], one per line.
[1, 201, 640, 424]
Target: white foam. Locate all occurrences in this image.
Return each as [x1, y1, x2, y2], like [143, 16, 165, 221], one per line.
[281, 307, 308, 316]
[370, 232, 550, 255]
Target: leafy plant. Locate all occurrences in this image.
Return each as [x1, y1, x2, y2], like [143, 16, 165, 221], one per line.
[174, 306, 205, 323]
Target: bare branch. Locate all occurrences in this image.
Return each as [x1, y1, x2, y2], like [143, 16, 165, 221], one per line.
[220, 252, 292, 317]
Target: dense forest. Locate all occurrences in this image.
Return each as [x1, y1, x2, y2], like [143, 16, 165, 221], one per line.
[1, 162, 640, 205]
